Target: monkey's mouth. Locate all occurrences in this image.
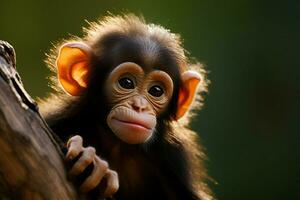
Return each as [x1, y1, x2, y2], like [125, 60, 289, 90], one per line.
[112, 118, 152, 131]
[107, 108, 157, 143]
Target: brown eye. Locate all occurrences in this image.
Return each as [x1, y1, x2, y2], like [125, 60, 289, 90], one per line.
[148, 85, 164, 97]
[118, 77, 135, 89]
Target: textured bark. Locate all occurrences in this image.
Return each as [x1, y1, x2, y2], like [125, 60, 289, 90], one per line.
[0, 41, 78, 199]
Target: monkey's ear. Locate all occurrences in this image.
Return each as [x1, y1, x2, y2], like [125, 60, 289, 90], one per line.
[176, 71, 201, 119]
[56, 42, 92, 96]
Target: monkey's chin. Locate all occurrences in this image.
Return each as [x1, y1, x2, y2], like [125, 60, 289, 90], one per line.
[109, 118, 153, 144]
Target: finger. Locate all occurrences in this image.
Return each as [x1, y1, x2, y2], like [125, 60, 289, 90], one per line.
[69, 147, 96, 176]
[66, 135, 83, 160]
[80, 156, 108, 192]
[103, 169, 119, 198]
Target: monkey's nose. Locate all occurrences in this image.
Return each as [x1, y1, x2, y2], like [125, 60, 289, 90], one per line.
[131, 96, 149, 112]
[132, 103, 148, 112]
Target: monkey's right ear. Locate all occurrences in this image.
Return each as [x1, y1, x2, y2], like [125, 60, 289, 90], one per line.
[56, 42, 92, 96]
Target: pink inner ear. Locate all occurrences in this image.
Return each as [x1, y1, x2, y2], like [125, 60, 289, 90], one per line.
[178, 87, 189, 110]
[176, 70, 201, 119]
[176, 87, 190, 120]
[56, 42, 91, 96]
[71, 61, 89, 88]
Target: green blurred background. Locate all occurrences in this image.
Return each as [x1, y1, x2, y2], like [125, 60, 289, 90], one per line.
[1, 0, 299, 199]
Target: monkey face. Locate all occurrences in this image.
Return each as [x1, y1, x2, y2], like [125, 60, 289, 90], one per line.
[55, 37, 202, 145]
[105, 62, 174, 144]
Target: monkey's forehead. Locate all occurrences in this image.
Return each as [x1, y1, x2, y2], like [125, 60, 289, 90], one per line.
[93, 35, 182, 78]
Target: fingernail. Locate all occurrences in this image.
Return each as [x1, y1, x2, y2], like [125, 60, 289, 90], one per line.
[66, 153, 73, 160]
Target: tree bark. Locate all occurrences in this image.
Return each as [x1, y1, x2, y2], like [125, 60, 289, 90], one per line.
[0, 41, 78, 199]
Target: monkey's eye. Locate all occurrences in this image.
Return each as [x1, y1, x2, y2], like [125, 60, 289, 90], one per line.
[148, 85, 164, 97]
[118, 77, 135, 89]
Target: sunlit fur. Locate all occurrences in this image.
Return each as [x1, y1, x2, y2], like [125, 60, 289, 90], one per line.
[39, 14, 213, 200]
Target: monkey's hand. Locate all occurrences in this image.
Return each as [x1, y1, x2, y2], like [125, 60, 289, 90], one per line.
[65, 135, 119, 198]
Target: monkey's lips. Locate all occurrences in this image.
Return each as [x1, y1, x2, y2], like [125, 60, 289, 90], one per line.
[108, 111, 156, 144]
[111, 118, 152, 132]
[110, 118, 153, 144]
[107, 107, 157, 144]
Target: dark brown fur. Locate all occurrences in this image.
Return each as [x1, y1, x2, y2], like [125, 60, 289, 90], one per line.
[39, 14, 213, 200]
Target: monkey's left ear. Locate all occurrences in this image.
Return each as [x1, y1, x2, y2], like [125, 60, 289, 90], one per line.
[176, 71, 201, 119]
[56, 42, 92, 96]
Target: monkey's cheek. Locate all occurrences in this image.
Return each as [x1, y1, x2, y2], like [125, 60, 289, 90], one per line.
[109, 119, 153, 144]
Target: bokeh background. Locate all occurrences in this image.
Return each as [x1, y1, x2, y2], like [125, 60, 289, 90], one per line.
[1, 0, 299, 199]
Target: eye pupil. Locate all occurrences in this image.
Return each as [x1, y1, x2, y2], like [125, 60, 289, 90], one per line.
[118, 77, 135, 89]
[149, 85, 164, 97]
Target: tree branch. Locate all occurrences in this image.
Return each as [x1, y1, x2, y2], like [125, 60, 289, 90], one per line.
[0, 40, 78, 199]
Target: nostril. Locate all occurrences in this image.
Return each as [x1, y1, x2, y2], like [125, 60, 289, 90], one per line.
[132, 104, 148, 113]
[131, 96, 149, 112]
[132, 104, 140, 111]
